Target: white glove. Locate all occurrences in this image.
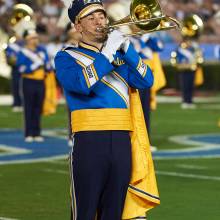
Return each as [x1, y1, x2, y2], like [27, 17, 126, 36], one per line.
[101, 30, 126, 63]
[121, 38, 130, 54]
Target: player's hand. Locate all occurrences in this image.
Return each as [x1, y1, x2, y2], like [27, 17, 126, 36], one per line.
[121, 38, 130, 54]
[101, 30, 126, 63]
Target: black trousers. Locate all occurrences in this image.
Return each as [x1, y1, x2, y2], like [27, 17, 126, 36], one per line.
[11, 68, 22, 107]
[70, 131, 131, 220]
[139, 88, 151, 134]
[22, 78, 45, 137]
[179, 71, 195, 104]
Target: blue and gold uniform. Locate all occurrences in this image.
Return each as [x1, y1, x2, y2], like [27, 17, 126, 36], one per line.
[17, 44, 50, 138]
[56, 1, 160, 219]
[5, 41, 23, 110]
[55, 42, 160, 220]
[55, 42, 153, 130]
[172, 41, 202, 107]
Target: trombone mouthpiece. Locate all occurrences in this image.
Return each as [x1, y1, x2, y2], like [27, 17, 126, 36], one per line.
[96, 26, 112, 34]
[96, 27, 104, 32]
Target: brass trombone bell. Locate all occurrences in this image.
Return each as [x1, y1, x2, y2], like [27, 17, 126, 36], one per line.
[10, 3, 33, 26]
[130, 0, 163, 31]
[97, 0, 181, 36]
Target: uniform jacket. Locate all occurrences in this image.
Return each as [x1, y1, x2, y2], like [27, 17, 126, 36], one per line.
[55, 41, 154, 132]
[175, 42, 200, 66]
[16, 45, 51, 80]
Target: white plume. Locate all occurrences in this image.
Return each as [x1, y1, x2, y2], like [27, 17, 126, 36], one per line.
[61, 0, 74, 8]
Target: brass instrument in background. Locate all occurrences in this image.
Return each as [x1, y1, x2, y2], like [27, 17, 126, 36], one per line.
[5, 4, 34, 64]
[170, 14, 204, 71]
[10, 3, 33, 27]
[8, 3, 34, 43]
[181, 14, 204, 39]
[97, 0, 181, 36]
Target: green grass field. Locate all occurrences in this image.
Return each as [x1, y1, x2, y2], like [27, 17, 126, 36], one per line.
[0, 102, 220, 220]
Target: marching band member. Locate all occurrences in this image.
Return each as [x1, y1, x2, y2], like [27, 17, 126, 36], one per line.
[171, 14, 204, 109]
[171, 39, 203, 109]
[144, 34, 166, 111]
[55, 0, 160, 219]
[130, 35, 153, 134]
[17, 27, 51, 142]
[5, 36, 23, 112]
[5, 3, 34, 112]
[130, 33, 165, 153]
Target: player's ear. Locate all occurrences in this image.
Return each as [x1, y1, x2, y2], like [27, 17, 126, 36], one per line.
[75, 23, 83, 33]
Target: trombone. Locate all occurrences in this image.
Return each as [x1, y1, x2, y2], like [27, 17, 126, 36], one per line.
[97, 0, 181, 36]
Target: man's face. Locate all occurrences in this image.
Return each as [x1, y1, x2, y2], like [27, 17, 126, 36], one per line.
[76, 11, 108, 43]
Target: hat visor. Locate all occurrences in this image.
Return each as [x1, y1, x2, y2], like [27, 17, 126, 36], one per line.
[78, 4, 106, 21]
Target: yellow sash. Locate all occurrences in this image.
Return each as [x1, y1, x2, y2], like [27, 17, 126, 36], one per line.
[71, 108, 132, 132]
[194, 67, 204, 86]
[122, 88, 160, 219]
[42, 71, 57, 116]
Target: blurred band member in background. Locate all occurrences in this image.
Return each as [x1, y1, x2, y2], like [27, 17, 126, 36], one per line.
[17, 28, 51, 142]
[172, 39, 203, 109]
[171, 14, 204, 109]
[130, 33, 165, 153]
[5, 36, 23, 112]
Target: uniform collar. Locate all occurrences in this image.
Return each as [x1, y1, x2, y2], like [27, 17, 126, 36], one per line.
[79, 41, 100, 53]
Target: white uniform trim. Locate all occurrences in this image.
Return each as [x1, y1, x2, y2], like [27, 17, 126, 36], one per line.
[21, 48, 44, 71]
[103, 72, 129, 106]
[137, 59, 147, 77]
[65, 50, 98, 87]
[65, 50, 93, 66]
[9, 43, 21, 52]
[178, 48, 195, 63]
